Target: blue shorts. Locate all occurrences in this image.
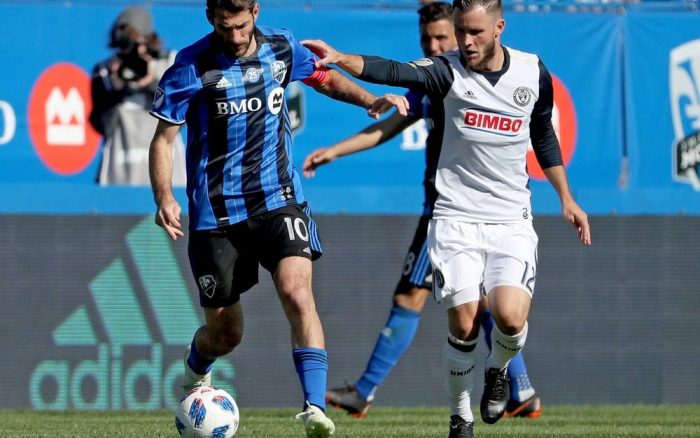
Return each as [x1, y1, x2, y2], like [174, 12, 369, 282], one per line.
[394, 215, 432, 294]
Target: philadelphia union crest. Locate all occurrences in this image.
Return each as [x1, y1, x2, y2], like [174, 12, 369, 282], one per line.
[513, 86, 533, 107]
[670, 39, 700, 189]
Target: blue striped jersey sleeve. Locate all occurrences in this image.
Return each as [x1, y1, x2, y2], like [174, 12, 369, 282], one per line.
[151, 59, 198, 124]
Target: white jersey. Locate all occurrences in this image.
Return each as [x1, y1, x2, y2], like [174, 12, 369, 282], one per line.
[434, 48, 540, 222]
[360, 46, 562, 223]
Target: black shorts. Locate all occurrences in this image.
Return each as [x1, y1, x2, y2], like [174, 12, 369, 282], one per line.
[188, 203, 322, 308]
[394, 215, 433, 294]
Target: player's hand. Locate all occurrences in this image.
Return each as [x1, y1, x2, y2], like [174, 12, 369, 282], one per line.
[562, 200, 591, 245]
[369, 93, 409, 119]
[303, 147, 337, 178]
[301, 39, 342, 68]
[155, 197, 185, 241]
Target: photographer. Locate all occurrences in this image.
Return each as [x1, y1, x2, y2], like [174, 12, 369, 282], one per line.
[90, 6, 185, 186]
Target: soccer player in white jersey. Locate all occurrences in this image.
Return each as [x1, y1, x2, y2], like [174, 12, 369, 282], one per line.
[303, 1, 543, 422]
[303, 0, 591, 436]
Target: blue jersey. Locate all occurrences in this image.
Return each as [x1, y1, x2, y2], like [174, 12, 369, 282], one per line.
[151, 26, 319, 230]
[405, 90, 442, 218]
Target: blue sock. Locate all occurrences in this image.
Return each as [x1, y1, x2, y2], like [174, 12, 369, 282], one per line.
[507, 353, 535, 401]
[480, 308, 494, 350]
[187, 340, 215, 375]
[355, 305, 421, 401]
[293, 347, 328, 411]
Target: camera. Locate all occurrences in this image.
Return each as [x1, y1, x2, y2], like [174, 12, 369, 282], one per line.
[117, 41, 154, 81]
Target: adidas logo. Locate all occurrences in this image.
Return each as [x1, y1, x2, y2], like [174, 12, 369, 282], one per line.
[216, 76, 232, 89]
[30, 217, 237, 411]
[464, 90, 477, 99]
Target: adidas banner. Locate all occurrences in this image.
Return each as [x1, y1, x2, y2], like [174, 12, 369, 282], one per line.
[1, 215, 699, 409]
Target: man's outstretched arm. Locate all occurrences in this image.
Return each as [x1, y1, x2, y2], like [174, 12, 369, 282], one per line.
[303, 111, 417, 178]
[309, 68, 409, 119]
[302, 39, 367, 76]
[303, 39, 453, 96]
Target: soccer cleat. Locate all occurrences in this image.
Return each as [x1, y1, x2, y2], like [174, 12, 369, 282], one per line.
[448, 415, 474, 438]
[325, 383, 372, 418]
[480, 367, 509, 424]
[504, 394, 542, 418]
[295, 402, 336, 438]
[182, 345, 211, 394]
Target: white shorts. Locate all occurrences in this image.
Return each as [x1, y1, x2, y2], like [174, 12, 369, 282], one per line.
[427, 219, 538, 308]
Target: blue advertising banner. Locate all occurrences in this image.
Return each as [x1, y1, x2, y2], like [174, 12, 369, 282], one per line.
[491, 12, 625, 214]
[624, 12, 700, 213]
[0, 3, 697, 214]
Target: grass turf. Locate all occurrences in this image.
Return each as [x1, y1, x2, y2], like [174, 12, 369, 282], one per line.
[0, 405, 699, 437]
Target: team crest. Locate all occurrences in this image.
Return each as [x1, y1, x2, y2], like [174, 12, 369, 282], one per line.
[153, 87, 165, 109]
[513, 86, 533, 107]
[271, 61, 287, 84]
[198, 275, 217, 298]
[670, 39, 700, 189]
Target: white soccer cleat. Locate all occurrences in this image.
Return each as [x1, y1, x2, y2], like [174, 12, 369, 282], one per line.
[295, 402, 336, 438]
[182, 344, 212, 394]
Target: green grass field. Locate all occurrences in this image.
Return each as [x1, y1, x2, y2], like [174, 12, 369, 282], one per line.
[1, 405, 699, 437]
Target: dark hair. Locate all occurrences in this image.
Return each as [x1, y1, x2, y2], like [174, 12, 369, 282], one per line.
[206, 0, 257, 13]
[418, 2, 453, 25]
[451, 0, 502, 14]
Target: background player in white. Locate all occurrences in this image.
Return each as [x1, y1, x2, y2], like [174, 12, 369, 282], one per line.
[303, 1, 542, 420]
[302, 0, 591, 436]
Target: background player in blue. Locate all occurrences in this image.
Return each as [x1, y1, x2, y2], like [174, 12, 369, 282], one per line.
[303, 0, 591, 436]
[303, 1, 541, 420]
[148, 1, 407, 437]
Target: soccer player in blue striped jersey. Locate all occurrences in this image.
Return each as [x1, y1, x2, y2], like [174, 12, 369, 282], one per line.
[148, 1, 407, 437]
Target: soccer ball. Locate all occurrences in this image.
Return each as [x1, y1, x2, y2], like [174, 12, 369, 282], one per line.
[176, 386, 240, 438]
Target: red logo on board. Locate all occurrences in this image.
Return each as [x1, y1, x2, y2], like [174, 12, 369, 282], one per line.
[527, 74, 577, 180]
[28, 63, 100, 175]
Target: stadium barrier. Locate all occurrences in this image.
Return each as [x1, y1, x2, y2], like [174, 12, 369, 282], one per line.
[2, 215, 698, 409]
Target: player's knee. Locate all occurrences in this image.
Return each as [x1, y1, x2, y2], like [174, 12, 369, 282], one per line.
[489, 301, 529, 334]
[493, 315, 527, 335]
[279, 285, 315, 316]
[276, 270, 312, 298]
[393, 287, 429, 312]
[448, 320, 479, 341]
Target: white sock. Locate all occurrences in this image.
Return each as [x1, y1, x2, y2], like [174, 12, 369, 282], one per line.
[486, 322, 528, 370]
[443, 335, 477, 422]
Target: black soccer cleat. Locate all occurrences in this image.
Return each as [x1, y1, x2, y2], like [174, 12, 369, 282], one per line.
[480, 367, 509, 424]
[448, 415, 474, 438]
[325, 383, 372, 418]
